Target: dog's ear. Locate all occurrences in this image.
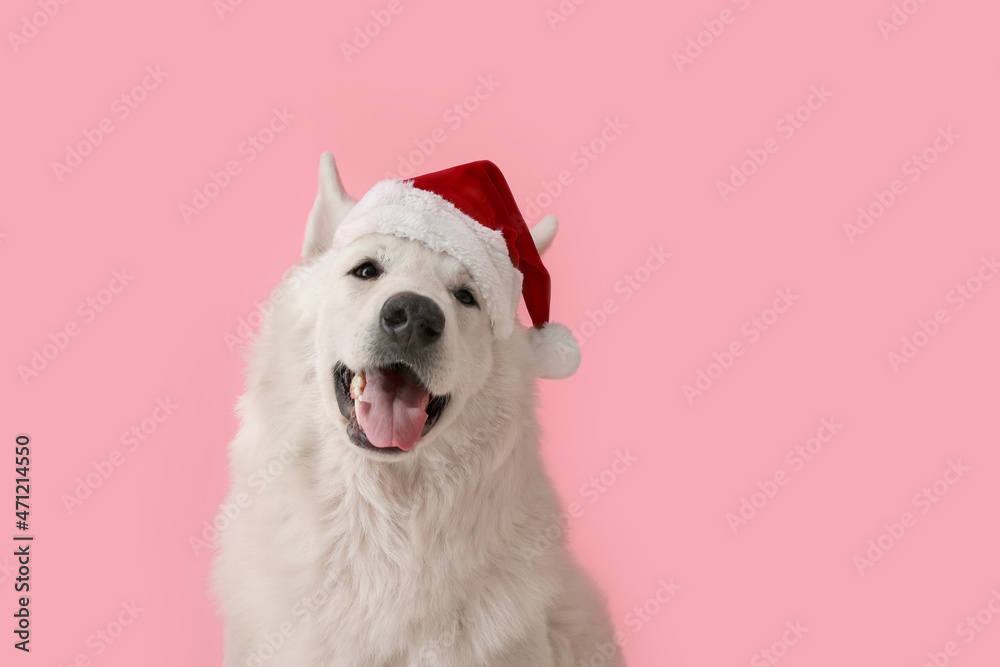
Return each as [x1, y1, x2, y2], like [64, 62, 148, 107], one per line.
[529, 214, 558, 256]
[302, 152, 355, 258]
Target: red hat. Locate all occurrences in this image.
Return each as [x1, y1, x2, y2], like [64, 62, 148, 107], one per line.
[329, 157, 581, 379]
[411, 161, 550, 328]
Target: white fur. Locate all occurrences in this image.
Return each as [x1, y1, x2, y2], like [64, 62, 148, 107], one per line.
[214, 154, 620, 667]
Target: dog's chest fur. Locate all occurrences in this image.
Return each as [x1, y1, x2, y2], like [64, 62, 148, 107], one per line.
[289, 445, 562, 664]
[219, 351, 566, 665]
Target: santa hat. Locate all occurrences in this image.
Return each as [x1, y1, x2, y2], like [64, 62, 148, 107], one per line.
[326, 158, 580, 380]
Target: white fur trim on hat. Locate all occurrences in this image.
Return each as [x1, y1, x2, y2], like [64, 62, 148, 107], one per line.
[331, 179, 522, 339]
[529, 323, 581, 379]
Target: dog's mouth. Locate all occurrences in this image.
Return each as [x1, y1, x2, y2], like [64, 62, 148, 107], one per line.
[333, 362, 449, 454]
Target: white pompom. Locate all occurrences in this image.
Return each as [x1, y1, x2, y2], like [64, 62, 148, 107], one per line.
[529, 323, 581, 380]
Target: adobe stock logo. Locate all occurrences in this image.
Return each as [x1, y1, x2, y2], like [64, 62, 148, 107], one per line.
[570, 245, 669, 349]
[340, 0, 404, 63]
[189, 441, 297, 556]
[853, 459, 970, 575]
[726, 417, 843, 534]
[544, 0, 587, 31]
[877, 0, 933, 41]
[179, 107, 295, 223]
[573, 579, 677, 667]
[622, 578, 682, 637]
[51, 66, 168, 182]
[233, 567, 345, 667]
[716, 86, 833, 202]
[520, 117, 627, 222]
[223, 264, 316, 354]
[920, 588, 1000, 667]
[887, 255, 997, 372]
[383, 75, 502, 180]
[683, 288, 799, 404]
[56, 600, 144, 666]
[521, 450, 638, 562]
[843, 126, 958, 244]
[214, 0, 246, 21]
[7, 0, 72, 54]
[672, 0, 755, 73]
[61, 398, 179, 514]
[17, 268, 135, 386]
[751, 620, 808, 667]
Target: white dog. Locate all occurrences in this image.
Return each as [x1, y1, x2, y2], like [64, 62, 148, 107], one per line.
[214, 153, 621, 667]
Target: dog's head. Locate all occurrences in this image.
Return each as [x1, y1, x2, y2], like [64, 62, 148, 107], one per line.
[297, 153, 578, 460]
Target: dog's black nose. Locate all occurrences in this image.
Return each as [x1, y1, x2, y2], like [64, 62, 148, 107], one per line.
[380, 292, 445, 350]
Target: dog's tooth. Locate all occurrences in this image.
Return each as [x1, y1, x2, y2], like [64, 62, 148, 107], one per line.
[350, 372, 366, 400]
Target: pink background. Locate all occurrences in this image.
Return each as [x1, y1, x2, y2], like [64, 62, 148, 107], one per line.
[3, 0, 999, 665]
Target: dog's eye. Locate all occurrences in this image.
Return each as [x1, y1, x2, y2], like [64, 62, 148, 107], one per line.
[350, 261, 381, 280]
[454, 288, 478, 307]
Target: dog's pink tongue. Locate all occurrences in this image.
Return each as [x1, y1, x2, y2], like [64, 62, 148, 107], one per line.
[356, 369, 429, 451]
